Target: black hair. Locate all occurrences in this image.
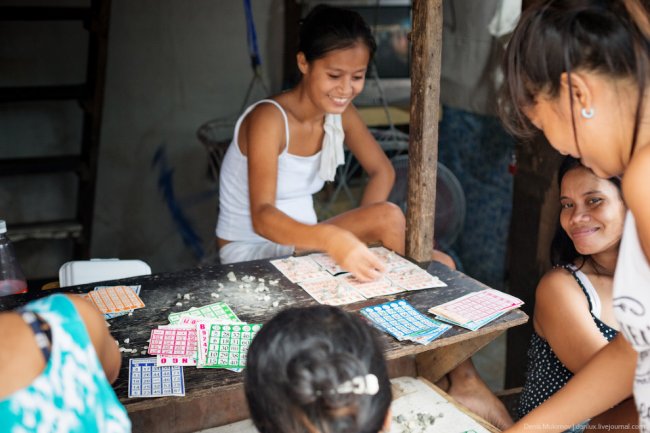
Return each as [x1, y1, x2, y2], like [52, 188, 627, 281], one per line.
[550, 156, 623, 266]
[299, 4, 377, 63]
[499, 0, 650, 157]
[244, 305, 391, 433]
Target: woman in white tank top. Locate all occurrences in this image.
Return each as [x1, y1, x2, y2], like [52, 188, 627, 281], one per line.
[216, 5, 408, 282]
[498, 1, 650, 432]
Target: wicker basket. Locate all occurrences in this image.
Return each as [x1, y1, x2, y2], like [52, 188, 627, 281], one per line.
[196, 117, 236, 182]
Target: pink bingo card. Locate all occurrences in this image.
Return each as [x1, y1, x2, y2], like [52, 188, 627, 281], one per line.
[299, 277, 366, 306]
[309, 253, 346, 275]
[88, 285, 145, 314]
[195, 318, 215, 367]
[157, 354, 196, 367]
[270, 256, 331, 283]
[430, 289, 523, 324]
[369, 246, 415, 271]
[337, 274, 404, 298]
[148, 327, 197, 356]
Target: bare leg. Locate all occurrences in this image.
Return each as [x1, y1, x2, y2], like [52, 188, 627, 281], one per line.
[446, 359, 514, 430]
[430, 257, 513, 429]
[585, 398, 638, 433]
[432, 249, 456, 269]
[322, 202, 406, 254]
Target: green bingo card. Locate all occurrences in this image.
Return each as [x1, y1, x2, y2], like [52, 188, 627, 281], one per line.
[168, 302, 240, 325]
[204, 323, 262, 368]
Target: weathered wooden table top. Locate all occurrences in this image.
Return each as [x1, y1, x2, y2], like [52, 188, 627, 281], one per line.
[0, 259, 528, 417]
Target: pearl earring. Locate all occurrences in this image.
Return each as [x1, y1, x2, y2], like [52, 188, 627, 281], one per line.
[581, 107, 595, 119]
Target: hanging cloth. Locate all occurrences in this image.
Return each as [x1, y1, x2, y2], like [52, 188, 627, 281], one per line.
[240, 0, 270, 113]
[320, 114, 345, 182]
[243, 0, 261, 69]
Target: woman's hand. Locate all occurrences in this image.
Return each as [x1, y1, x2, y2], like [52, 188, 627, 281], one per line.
[326, 229, 386, 281]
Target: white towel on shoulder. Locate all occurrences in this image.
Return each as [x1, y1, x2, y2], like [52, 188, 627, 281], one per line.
[320, 114, 345, 182]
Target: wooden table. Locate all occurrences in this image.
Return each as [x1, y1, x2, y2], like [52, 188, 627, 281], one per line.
[0, 259, 527, 433]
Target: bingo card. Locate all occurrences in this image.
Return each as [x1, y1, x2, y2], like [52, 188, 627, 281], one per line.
[337, 274, 404, 298]
[148, 327, 197, 356]
[299, 277, 366, 306]
[168, 302, 240, 325]
[128, 357, 185, 398]
[385, 265, 447, 291]
[88, 285, 145, 314]
[433, 310, 508, 331]
[270, 256, 331, 283]
[95, 285, 141, 319]
[369, 246, 415, 271]
[309, 253, 346, 275]
[429, 289, 523, 325]
[360, 299, 449, 342]
[202, 323, 262, 369]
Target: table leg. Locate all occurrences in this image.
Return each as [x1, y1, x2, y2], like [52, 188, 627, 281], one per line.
[415, 329, 504, 383]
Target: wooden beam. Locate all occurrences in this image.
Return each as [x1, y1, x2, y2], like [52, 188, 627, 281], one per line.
[415, 329, 504, 384]
[406, 0, 443, 262]
[505, 135, 562, 387]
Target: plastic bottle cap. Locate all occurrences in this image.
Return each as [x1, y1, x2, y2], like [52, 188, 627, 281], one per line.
[0, 220, 5, 234]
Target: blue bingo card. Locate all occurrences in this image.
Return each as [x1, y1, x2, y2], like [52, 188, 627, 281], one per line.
[406, 321, 452, 344]
[360, 299, 449, 343]
[128, 357, 185, 398]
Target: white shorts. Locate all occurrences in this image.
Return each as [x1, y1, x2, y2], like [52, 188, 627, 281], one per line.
[219, 240, 295, 264]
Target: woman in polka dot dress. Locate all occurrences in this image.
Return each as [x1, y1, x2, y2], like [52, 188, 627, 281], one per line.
[516, 157, 637, 431]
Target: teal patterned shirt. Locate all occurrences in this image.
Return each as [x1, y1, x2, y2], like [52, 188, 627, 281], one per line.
[0, 294, 131, 432]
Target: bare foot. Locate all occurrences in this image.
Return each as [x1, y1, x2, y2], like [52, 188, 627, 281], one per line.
[447, 360, 514, 431]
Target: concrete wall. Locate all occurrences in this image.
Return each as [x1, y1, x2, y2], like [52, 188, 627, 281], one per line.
[1, 0, 285, 278]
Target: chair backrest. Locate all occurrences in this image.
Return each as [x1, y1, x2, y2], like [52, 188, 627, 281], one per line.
[58, 259, 152, 287]
[388, 155, 466, 250]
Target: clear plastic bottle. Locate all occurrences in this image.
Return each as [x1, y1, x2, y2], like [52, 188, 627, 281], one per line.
[0, 220, 28, 296]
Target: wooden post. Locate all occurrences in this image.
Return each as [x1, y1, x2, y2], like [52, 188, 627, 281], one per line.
[505, 135, 562, 387]
[406, 0, 443, 262]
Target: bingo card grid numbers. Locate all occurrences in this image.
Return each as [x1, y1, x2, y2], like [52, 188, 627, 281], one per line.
[433, 289, 522, 323]
[309, 253, 346, 275]
[148, 328, 197, 356]
[270, 256, 331, 283]
[128, 357, 185, 398]
[204, 323, 262, 368]
[95, 285, 141, 319]
[360, 300, 439, 341]
[168, 302, 240, 324]
[299, 277, 366, 306]
[385, 265, 447, 291]
[88, 285, 145, 314]
[337, 274, 404, 298]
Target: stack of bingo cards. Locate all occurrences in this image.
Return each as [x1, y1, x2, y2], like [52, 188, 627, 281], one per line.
[360, 299, 451, 345]
[270, 247, 447, 307]
[86, 285, 145, 317]
[129, 301, 262, 398]
[93, 285, 141, 319]
[428, 289, 524, 331]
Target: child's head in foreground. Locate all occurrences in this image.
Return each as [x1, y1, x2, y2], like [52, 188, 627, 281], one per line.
[244, 305, 392, 433]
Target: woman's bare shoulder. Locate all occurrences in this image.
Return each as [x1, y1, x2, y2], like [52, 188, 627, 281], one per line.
[536, 266, 583, 302]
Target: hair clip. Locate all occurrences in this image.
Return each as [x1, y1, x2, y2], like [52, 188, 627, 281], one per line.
[336, 374, 379, 395]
